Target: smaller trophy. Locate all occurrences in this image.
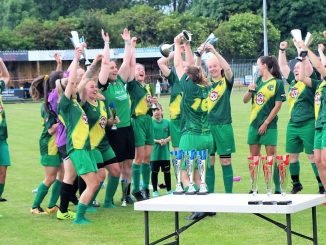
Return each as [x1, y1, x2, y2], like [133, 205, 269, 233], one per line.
[248, 155, 262, 205]
[70, 31, 91, 66]
[194, 33, 218, 57]
[196, 150, 208, 195]
[291, 29, 313, 60]
[276, 155, 292, 205]
[185, 150, 197, 195]
[109, 102, 117, 130]
[171, 150, 184, 194]
[262, 156, 277, 205]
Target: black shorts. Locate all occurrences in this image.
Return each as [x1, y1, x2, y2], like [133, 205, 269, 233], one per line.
[150, 160, 170, 173]
[97, 157, 118, 169]
[106, 125, 135, 162]
[58, 145, 69, 161]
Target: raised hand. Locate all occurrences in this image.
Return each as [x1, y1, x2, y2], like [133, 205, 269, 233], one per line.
[101, 29, 110, 43]
[279, 41, 288, 50]
[121, 28, 131, 41]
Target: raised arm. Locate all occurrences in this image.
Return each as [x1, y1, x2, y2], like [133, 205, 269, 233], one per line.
[0, 58, 10, 85]
[174, 34, 185, 79]
[278, 41, 290, 79]
[205, 43, 233, 81]
[78, 54, 103, 102]
[298, 58, 313, 87]
[157, 51, 173, 77]
[298, 41, 326, 78]
[318, 44, 326, 67]
[64, 48, 81, 99]
[54, 53, 63, 72]
[128, 37, 137, 81]
[184, 41, 194, 67]
[118, 28, 132, 82]
[98, 29, 111, 85]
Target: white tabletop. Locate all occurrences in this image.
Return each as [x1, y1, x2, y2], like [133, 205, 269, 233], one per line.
[134, 193, 325, 214]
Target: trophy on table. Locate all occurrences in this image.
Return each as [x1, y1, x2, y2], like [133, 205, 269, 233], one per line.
[262, 156, 277, 205]
[185, 150, 197, 195]
[196, 149, 208, 195]
[159, 30, 192, 57]
[194, 33, 218, 57]
[171, 150, 184, 194]
[70, 31, 91, 66]
[276, 155, 292, 205]
[108, 102, 117, 130]
[248, 155, 262, 205]
[291, 29, 313, 61]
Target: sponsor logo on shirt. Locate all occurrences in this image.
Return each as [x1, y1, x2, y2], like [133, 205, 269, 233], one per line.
[267, 85, 274, 91]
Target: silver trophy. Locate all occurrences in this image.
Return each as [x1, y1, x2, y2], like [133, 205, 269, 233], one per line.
[248, 155, 262, 205]
[194, 33, 218, 57]
[185, 150, 197, 195]
[159, 30, 192, 57]
[171, 150, 184, 194]
[196, 150, 208, 195]
[262, 156, 276, 205]
[291, 29, 313, 60]
[276, 155, 292, 205]
[70, 31, 91, 66]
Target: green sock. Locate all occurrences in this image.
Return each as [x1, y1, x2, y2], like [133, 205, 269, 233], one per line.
[132, 163, 141, 193]
[290, 161, 300, 175]
[0, 183, 4, 197]
[273, 162, 281, 193]
[32, 182, 49, 209]
[74, 202, 89, 224]
[90, 181, 103, 205]
[103, 177, 119, 208]
[48, 180, 62, 208]
[222, 164, 233, 193]
[205, 165, 215, 193]
[311, 163, 323, 187]
[141, 163, 151, 190]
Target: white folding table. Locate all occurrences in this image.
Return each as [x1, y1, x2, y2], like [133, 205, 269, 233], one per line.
[134, 193, 325, 245]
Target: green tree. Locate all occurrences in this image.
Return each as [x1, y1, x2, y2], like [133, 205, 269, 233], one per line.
[215, 13, 280, 59]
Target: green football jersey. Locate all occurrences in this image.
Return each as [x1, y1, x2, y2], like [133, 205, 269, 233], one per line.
[58, 95, 91, 154]
[0, 80, 8, 140]
[39, 103, 58, 156]
[151, 118, 170, 161]
[287, 72, 318, 123]
[82, 100, 109, 151]
[207, 76, 234, 124]
[314, 80, 326, 129]
[179, 74, 210, 134]
[127, 79, 153, 117]
[167, 71, 182, 120]
[249, 77, 286, 128]
[100, 75, 131, 128]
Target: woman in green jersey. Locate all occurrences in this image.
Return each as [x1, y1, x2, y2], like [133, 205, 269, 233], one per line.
[243, 56, 286, 194]
[278, 40, 324, 194]
[0, 58, 11, 202]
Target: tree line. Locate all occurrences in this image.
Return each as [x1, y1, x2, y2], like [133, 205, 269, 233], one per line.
[0, 0, 325, 59]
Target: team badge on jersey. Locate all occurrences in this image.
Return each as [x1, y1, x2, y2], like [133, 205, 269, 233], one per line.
[146, 94, 152, 107]
[99, 116, 107, 129]
[315, 92, 321, 105]
[82, 113, 88, 124]
[289, 87, 299, 98]
[209, 90, 219, 101]
[256, 92, 265, 105]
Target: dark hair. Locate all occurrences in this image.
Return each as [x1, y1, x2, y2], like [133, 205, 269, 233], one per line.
[259, 56, 282, 79]
[44, 71, 63, 112]
[187, 66, 209, 86]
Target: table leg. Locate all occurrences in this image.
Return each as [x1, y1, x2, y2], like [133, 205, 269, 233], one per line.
[175, 212, 179, 245]
[312, 207, 318, 245]
[145, 211, 149, 245]
[286, 214, 292, 245]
